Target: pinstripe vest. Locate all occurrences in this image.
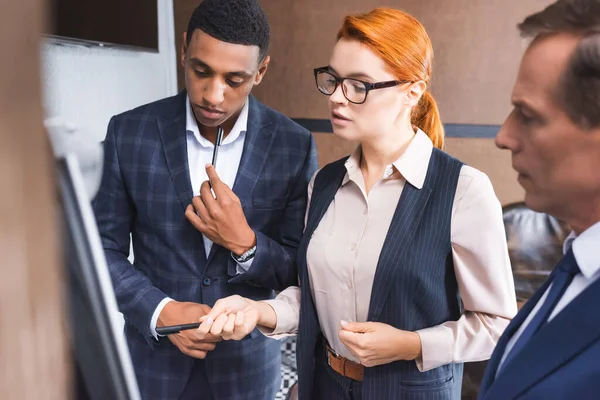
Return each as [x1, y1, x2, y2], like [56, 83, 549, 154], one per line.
[297, 148, 464, 400]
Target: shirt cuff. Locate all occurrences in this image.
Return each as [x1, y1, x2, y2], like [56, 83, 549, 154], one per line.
[233, 255, 254, 274]
[150, 297, 174, 340]
[415, 325, 453, 372]
[257, 298, 299, 338]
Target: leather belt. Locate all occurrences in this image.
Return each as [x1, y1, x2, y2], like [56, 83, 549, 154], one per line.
[325, 343, 364, 382]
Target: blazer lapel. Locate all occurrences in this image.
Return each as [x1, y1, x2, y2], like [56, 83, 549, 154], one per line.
[486, 277, 600, 400]
[231, 96, 277, 205]
[206, 96, 277, 265]
[480, 272, 555, 395]
[157, 91, 193, 212]
[367, 182, 432, 321]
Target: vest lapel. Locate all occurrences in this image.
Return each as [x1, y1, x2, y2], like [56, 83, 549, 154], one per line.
[297, 159, 347, 400]
[367, 181, 432, 321]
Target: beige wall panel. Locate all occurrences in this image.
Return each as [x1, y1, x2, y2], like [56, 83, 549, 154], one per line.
[313, 132, 357, 167]
[254, 0, 553, 123]
[174, 0, 200, 91]
[175, 0, 553, 122]
[415, 0, 554, 124]
[445, 138, 524, 206]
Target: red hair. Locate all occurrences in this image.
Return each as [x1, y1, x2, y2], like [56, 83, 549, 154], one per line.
[337, 8, 444, 149]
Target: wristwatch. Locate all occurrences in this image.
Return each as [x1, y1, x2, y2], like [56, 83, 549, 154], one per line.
[232, 245, 257, 263]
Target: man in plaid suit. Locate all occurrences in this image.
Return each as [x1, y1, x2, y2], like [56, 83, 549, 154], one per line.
[92, 0, 317, 398]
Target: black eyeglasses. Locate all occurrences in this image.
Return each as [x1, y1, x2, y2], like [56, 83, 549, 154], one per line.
[313, 67, 411, 104]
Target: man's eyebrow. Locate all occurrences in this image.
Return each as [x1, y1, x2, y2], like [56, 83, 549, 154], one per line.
[227, 71, 253, 78]
[512, 99, 542, 117]
[189, 58, 211, 70]
[188, 58, 252, 78]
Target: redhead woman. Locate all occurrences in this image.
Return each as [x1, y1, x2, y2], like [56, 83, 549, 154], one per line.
[196, 7, 517, 400]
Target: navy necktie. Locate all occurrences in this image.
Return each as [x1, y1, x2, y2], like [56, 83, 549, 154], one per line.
[501, 248, 580, 369]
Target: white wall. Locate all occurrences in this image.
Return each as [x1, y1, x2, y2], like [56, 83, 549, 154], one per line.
[41, 0, 178, 145]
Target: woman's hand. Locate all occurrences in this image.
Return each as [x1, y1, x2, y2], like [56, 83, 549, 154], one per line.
[195, 295, 260, 341]
[338, 321, 422, 367]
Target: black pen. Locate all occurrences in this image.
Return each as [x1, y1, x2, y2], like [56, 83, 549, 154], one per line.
[211, 125, 224, 168]
[156, 322, 201, 336]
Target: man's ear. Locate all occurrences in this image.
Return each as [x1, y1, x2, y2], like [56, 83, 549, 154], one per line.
[405, 80, 427, 108]
[181, 32, 188, 68]
[254, 55, 271, 85]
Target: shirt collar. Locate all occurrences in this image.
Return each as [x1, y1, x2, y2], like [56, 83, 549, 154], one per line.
[563, 220, 600, 279]
[343, 128, 433, 189]
[185, 95, 249, 147]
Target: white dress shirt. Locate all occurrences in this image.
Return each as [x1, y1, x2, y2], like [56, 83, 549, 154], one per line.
[263, 130, 518, 371]
[498, 220, 600, 372]
[149, 97, 251, 338]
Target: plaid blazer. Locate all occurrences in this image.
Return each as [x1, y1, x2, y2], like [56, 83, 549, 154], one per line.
[92, 90, 317, 399]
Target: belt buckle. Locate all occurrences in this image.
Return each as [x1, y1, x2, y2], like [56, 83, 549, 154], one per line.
[327, 347, 340, 367]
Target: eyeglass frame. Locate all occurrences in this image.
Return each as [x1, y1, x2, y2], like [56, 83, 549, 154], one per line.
[313, 67, 412, 104]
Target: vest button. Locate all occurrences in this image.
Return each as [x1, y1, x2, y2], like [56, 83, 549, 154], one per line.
[202, 277, 212, 286]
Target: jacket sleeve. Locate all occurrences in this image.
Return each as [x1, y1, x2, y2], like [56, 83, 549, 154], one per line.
[92, 117, 169, 343]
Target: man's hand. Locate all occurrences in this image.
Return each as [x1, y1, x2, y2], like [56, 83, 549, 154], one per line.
[157, 301, 222, 359]
[338, 321, 422, 367]
[185, 164, 256, 256]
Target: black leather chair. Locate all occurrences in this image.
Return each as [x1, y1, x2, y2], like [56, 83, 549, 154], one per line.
[502, 202, 570, 304]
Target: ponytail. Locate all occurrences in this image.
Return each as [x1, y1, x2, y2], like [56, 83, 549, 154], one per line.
[411, 91, 444, 149]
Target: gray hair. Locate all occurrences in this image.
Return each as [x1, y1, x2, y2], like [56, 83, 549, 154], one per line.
[519, 0, 600, 129]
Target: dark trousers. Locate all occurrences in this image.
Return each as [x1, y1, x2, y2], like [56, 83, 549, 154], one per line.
[312, 340, 362, 400]
[179, 360, 214, 400]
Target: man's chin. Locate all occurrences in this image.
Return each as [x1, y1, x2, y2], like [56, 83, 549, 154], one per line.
[523, 191, 552, 216]
[196, 115, 228, 128]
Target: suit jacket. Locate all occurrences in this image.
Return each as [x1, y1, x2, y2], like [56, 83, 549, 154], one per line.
[479, 270, 600, 399]
[296, 149, 464, 400]
[92, 90, 318, 399]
